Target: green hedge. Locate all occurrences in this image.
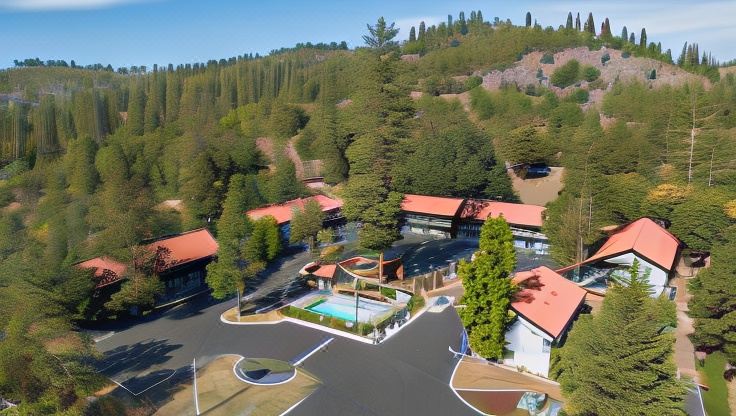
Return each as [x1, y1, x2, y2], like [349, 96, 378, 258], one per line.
[380, 286, 397, 300]
[281, 306, 376, 336]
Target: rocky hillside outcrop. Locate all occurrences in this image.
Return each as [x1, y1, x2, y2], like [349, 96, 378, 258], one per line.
[479, 47, 708, 96]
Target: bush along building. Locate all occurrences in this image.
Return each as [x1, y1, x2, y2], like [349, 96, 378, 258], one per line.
[399, 194, 549, 254]
[557, 217, 681, 298]
[77, 228, 219, 316]
[246, 195, 344, 242]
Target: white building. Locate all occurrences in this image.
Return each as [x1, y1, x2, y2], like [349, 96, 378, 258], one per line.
[504, 266, 587, 378]
[558, 218, 681, 297]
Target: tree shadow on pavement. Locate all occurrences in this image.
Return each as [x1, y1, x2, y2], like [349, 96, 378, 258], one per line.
[95, 339, 183, 377]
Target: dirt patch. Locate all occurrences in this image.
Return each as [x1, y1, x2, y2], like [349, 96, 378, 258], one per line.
[222, 307, 283, 324]
[2, 201, 20, 213]
[510, 167, 564, 206]
[452, 356, 563, 402]
[155, 355, 319, 416]
[285, 136, 304, 178]
[439, 91, 472, 112]
[255, 137, 275, 163]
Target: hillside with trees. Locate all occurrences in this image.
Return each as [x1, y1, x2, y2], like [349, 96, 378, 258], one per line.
[0, 7, 733, 414]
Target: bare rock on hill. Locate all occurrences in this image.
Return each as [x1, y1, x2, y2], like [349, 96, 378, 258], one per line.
[480, 47, 708, 96]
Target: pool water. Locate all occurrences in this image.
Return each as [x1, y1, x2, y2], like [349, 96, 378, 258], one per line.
[306, 294, 393, 323]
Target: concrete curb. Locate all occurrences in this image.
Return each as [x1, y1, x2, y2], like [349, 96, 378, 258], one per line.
[219, 312, 283, 326]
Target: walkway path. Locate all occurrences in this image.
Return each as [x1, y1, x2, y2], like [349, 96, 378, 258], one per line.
[671, 265, 700, 384]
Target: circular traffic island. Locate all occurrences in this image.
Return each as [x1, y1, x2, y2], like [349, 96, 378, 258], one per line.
[233, 357, 296, 385]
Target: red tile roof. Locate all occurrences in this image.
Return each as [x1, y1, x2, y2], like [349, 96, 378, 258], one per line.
[76, 257, 128, 289]
[462, 199, 545, 228]
[246, 195, 343, 225]
[310, 264, 337, 279]
[146, 228, 218, 268]
[583, 218, 680, 271]
[401, 194, 465, 217]
[511, 266, 587, 339]
[77, 228, 219, 288]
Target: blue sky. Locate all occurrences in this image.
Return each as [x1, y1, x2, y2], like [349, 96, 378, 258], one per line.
[0, 0, 733, 69]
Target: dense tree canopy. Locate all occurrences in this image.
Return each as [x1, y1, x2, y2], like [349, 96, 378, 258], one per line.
[459, 217, 517, 359]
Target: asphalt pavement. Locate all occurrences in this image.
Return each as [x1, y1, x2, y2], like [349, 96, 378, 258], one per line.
[93, 294, 476, 415]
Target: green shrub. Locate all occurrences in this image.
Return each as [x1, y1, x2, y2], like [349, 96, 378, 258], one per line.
[550, 59, 580, 88]
[582, 65, 601, 82]
[464, 75, 483, 91]
[379, 286, 397, 300]
[407, 295, 425, 315]
[540, 53, 555, 64]
[568, 89, 589, 104]
[469, 87, 494, 119]
[622, 51, 631, 58]
[647, 69, 657, 80]
[601, 53, 611, 64]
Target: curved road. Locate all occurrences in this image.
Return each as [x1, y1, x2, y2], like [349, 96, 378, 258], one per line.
[94, 294, 476, 415]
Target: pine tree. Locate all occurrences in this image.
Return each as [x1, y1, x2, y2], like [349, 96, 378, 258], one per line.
[126, 79, 145, 136]
[362, 17, 400, 51]
[556, 260, 686, 415]
[269, 157, 303, 203]
[289, 199, 325, 249]
[458, 216, 517, 359]
[459, 12, 468, 35]
[640, 28, 647, 48]
[621, 26, 628, 43]
[575, 13, 581, 31]
[585, 13, 595, 35]
[629, 32, 636, 45]
[566, 12, 573, 30]
[689, 227, 736, 363]
[409, 26, 416, 42]
[525, 12, 532, 27]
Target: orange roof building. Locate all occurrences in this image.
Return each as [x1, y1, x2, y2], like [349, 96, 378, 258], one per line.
[401, 194, 465, 217]
[246, 195, 343, 226]
[511, 267, 587, 339]
[77, 228, 219, 298]
[460, 199, 545, 229]
[557, 218, 681, 297]
[503, 266, 586, 377]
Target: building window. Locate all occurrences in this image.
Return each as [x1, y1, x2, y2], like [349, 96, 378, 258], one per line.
[543, 339, 551, 353]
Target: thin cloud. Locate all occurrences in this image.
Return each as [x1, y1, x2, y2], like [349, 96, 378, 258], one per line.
[0, 0, 155, 11]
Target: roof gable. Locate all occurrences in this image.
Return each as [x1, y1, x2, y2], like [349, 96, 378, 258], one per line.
[511, 266, 587, 338]
[400, 194, 465, 217]
[585, 218, 679, 271]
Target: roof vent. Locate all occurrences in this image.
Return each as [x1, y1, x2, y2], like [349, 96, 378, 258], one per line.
[551, 291, 558, 296]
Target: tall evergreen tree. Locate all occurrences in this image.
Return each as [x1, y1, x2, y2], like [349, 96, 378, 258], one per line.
[458, 216, 517, 359]
[556, 260, 686, 415]
[640, 28, 648, 48]
[629, 32, 636, 44]
[289, 199, 325, 249]
[362, 17, 400, 51]
[584, 13, 595, 35]
[525, 12, 532, 27]
[689, 227, 736, 364]
[566, 12, 573, 30]
[409, 26, 416, 42]
[621, 26, 628, 43]
[126, 79, 145, 136]
[575, 12, 581, 31]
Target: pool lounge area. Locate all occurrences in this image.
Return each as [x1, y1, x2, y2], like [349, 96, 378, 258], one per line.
[294, 293, 397, 324]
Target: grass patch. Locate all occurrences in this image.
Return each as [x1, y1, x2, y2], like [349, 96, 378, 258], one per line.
[380, 286, 397, 300]
[698, 352, 732, 416]
[281, 305, 376, 336]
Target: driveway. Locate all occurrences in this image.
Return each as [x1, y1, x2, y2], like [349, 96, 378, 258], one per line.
[93, 295, 476, 415]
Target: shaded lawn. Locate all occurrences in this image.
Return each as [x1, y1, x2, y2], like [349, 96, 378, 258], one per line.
[698, 352, 731, 416]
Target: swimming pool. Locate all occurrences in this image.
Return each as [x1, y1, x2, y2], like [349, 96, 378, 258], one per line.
[306, 294, 394, 323]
